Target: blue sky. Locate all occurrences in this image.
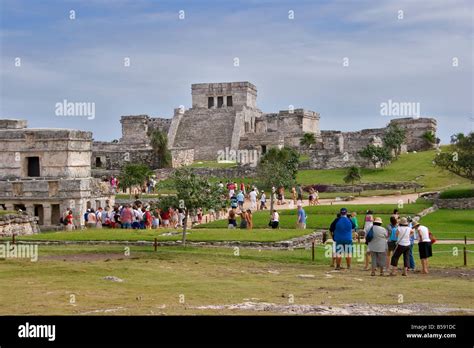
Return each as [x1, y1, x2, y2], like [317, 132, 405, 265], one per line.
[1, 0, 472, 143]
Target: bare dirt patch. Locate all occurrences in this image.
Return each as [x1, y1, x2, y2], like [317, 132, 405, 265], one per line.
[192, 302, 474, 315]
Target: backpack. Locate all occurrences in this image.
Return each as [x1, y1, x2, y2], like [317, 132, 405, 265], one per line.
[429, 230, 437, 244]
[365, 227, 374, 244]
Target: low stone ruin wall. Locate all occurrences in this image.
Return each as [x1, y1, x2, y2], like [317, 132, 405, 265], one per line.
[304, 182, 422, 193]
[435, 197, 474, 209]
[0, 213, 39, 237]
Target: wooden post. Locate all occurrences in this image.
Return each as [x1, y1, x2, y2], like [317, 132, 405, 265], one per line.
[12, 233, 15, 245]
[311, 240, 315, 262]
[464, 235, 467, 266]
[154, 238, 158, 252]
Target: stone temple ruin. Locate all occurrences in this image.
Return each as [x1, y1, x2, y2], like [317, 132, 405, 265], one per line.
[0, 119, 114, 229]
[92, 81, 437, 172]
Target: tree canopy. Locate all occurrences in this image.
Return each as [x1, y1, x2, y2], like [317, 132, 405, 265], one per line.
[434, 132, 473, 181]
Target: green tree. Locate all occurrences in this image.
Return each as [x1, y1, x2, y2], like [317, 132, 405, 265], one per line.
[172, 168, 226, 245]
[422, 131, 436, 146]
[149, 129, 172, 168]
[383, 124, 406, 158]
[257, 147, 300, 212]
[119, 164, 153, 198]
[300, 132, 316, 149]
[343, 166, 362, 193]
[434, 132, 474, 182]
[359, 145, 392, 168]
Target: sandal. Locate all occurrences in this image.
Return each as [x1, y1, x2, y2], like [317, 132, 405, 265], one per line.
[371, 271, 375, 276]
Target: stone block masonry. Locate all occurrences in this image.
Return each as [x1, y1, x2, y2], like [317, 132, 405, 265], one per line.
[0, 213, 39, 237]
[88, 82, 436, 173]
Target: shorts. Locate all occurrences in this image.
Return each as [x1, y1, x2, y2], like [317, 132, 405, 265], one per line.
[334, 240, 353, 256]
[418, 241, 432, 259]
[387, 241, 397, 251]
[121, 222, 132, 229]
[297, 223, 306, 229]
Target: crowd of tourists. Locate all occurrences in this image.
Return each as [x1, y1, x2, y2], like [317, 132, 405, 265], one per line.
[328, 207, 434, 275]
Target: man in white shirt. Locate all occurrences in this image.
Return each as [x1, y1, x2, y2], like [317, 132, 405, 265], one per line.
[249, 188, 257, 210]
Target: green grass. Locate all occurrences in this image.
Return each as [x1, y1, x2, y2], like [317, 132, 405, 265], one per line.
[0, 243, 472, 315]
[296, 149, 470, 191]
[187, 161, 238, 168]
[197, 203, 431, 230]
[418, 209, 474, 239]
[6, 228, 311, 243]
[439, 185, 474, 199]
[0, 210, 16, 215]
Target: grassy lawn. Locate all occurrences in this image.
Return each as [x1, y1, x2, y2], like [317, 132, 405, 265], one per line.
[197, 202, 431, 231]
[186, 160, 238, 168]
[439, 185, 474, 199]
[0, 243, 472, 315]
[419, 209, 474, 239]
[5, 228, 311, 243]
[296, 149, 470, 191]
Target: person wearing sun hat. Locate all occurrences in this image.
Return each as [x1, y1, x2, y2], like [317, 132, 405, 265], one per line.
[390, 217, 414, 276]
[367, 217, 388, 276]
[413, 220, 433, 274]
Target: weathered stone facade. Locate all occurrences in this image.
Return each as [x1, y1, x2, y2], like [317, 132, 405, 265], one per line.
[0, 119, 114, 229]
[0, 213, 39, 237]
[434, 197, 474, 209]
[91, 81, 437, 173]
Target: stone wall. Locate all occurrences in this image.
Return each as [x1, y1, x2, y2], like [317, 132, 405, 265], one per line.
[0, 213, 39, 237]
[303, 182, 422, 193]
[434, 197, 474, 209]
[170, 148, 194, 168]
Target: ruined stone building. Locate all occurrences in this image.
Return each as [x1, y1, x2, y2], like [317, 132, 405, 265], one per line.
[0, 119, 114, 229]
[91, 81, 436, 172]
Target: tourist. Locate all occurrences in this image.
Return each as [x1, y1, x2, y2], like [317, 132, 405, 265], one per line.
[143, 207, 152, 230]
[367, 217, 388, 276]
[308, 187, 315, 206]
[249, 188, 257, 210]
[259, 191, 267, 210]
[363, 210, 374, 270]
[413, 220, 433, 274]
[161, 208, 170, 228]
[113, 206, 121, 228]
[240, 181, 246, 195]
[297, 203, 307, 229]
[392, 209, 400, 220]
[87, 208, 97, 229]
[103, 206, 111, 228]
[350, 212, 359, 239]
[120, 204, 133, 229]
[83, 208, 90, 225]
[389, 217, 413, 276]
[296, 184, 303, 201]
[329, 208, 355, 270]
[152, 208, 161, 229]
[171, 208, 179, 229]
[246, 209, 253, 229]
[178, 209, 186, 227]
[236, 190, 245, 210]
[277, 187, 284, 205]
[228, 209, 237, 229]
[386, 216, 399, 270]
[197, 208, 203, 224]
[314, 189, 320, 205]
[95, 207, 103, 229]
[230, 193, 238, 210]
[291, 186, 297, 204]
[239, 210, 248, 229]
[65, 210, 74, 231]
[270, 209, 279, 229]
[132, 205, 142, 229]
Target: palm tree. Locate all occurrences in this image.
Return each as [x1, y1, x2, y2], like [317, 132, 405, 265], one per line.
[299, 133, 316, 149]
[343, 166, 362, 193]
[149, 130, 172, 168]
